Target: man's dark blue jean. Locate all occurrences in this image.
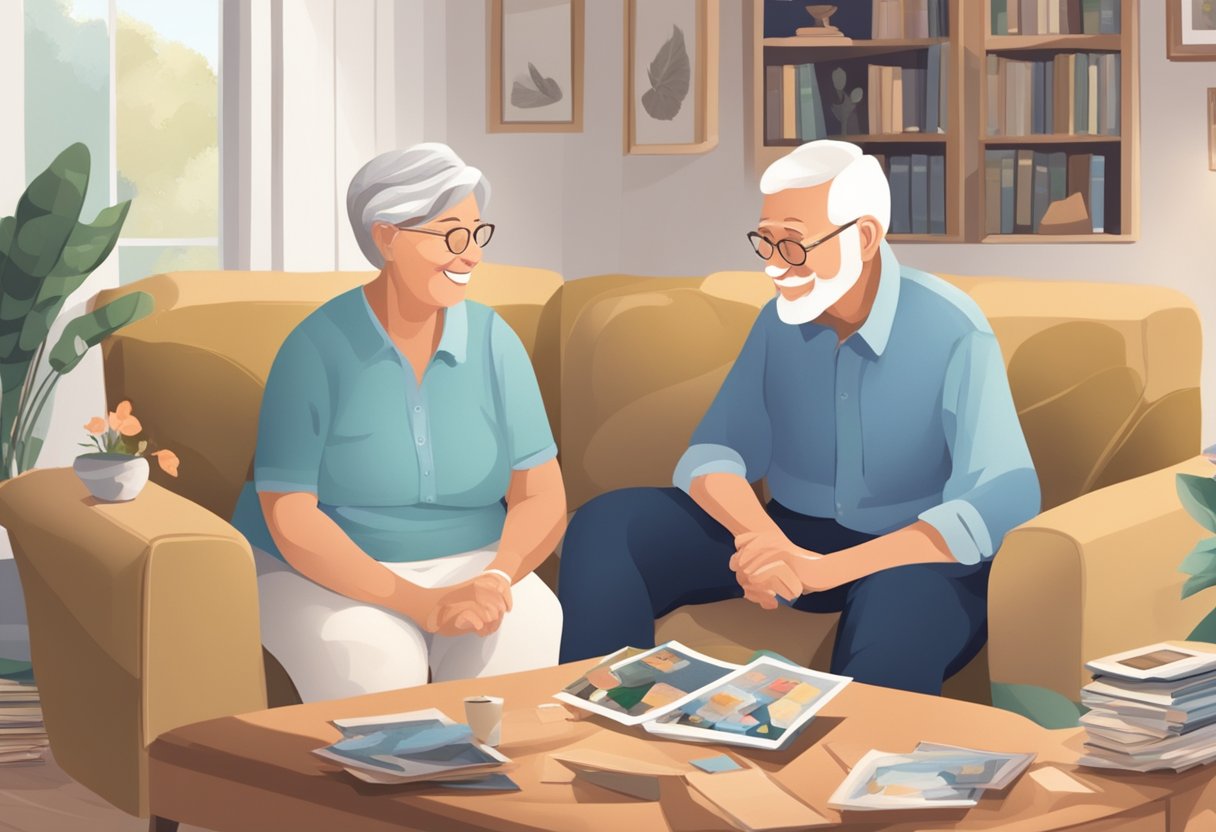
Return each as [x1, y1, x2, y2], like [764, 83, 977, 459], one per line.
[556, 486, 992, 696]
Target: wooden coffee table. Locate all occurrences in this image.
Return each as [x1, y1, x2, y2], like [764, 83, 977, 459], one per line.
[146, 660, 1215, 832]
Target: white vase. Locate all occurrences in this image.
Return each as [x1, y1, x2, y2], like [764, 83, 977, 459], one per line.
[72, 453, 150, 502]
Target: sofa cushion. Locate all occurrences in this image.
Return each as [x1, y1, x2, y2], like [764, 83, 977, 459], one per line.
[97, 265, 563, 519]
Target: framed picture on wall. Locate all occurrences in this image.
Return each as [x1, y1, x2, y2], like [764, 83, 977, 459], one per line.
[488, 0, 584, 132]
[1167, 0, 1216, 60]
[625, 0, 719, 154]
[1209, 89, 1216, 170]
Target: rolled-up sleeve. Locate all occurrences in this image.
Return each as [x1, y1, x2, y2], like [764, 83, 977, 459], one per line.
[673, 315, 773, 493]
[489, 314, 557, 470]
[918, 330, 1041, 565]
[254, 331, 330, 494]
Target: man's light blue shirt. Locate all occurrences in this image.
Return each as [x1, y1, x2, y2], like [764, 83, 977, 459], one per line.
[673, 242, 1040, 565]
[231, 288, 558, 563]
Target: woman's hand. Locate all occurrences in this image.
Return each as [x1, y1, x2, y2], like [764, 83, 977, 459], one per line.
[416, 574, 513, 637]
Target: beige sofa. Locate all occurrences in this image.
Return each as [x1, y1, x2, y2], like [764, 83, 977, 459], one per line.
[0, 261, 1210, 819]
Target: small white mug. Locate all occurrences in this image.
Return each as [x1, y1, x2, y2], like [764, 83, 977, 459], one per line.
[463, 695, 504, 747]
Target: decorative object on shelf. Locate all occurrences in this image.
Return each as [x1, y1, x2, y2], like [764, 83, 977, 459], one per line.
[1209, 88, 1216, 170]
[1174, 451, 1216, 643]
[73, 401, 178, 502]
[1038, 192, 1092, 234]
[0, 143, 154, 482]
[626, 0, 719, 154]
[830, 67, 864, 134]
[488, 0, 584, 132]
[1167, 0, 1216, 60]
[795, 4, 853, 41]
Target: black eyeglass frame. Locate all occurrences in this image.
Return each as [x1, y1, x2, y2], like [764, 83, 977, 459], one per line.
[395, 223, 496, 254]
[747, 217, 861, 267]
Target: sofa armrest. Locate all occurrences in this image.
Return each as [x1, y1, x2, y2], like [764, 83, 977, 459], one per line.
[0, 468, 266, 816]
[988, 454, 1214, 704]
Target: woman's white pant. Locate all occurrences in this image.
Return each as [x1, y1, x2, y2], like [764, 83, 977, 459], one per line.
[252, 545, 563, 702]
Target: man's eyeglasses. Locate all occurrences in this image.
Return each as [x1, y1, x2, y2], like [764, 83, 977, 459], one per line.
[747, 217, 860, 267]
[396, 223, 495, 255]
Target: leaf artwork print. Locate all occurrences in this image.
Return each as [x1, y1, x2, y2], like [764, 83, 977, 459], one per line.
[511, 62, 564, 109]
[642, 25, 691, 122]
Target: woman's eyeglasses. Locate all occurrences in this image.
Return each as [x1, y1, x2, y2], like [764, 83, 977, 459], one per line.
[396, 223, 495, 254]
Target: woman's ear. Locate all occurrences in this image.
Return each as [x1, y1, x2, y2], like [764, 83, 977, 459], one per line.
[857, 216, 884, 261]
[371, 221, 396, 263]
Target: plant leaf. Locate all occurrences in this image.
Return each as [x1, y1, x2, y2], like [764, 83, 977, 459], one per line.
[850, 87, 864, 103]
[47, 291, 155, 374]
[641, 25, 691, 122]
[511, 62, 563, 109]
[1180, 538, 1216, 576]
[1190, 607, 1216, 644]
[1181, 570, 1216, 600]
[832, 67, 846, 89]
[1177, 474, 1216, 533]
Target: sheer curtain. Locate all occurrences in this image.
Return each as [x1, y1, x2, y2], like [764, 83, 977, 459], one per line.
[221, 0, 447, 271]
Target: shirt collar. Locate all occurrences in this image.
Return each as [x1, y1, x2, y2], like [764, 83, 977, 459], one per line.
[358, 287, 469, 366]
[851, 240, 901, 359]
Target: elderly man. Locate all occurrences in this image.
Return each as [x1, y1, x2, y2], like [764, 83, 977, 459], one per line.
[556, 140, 1041, 696]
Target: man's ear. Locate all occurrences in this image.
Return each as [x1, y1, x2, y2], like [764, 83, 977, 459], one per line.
[857, 216, 884, 261]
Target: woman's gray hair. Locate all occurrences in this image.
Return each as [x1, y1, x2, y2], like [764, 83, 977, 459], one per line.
[347, 143, 491, 267]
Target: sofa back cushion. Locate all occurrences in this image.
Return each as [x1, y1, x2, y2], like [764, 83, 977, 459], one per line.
[556, 270, 1201, 512]
[97, 265, 563, 518]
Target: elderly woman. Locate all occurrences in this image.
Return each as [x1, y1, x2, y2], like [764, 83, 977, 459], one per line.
[230, 143, 566, 702]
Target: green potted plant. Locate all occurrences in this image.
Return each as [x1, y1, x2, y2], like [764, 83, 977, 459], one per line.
[0, 142, 155, 481]
[1174, 447, 1216, 643]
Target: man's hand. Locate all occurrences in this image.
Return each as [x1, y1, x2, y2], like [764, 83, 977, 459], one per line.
[417, 573, 513, 637]
[730, 530, 852, 604]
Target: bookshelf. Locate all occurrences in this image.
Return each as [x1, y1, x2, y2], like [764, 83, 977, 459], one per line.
[749, 0, 1139, 244]
[979, 0, 1138, 242]
[751, 0, 965, 242]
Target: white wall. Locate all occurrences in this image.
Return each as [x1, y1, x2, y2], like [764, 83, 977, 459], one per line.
[431, 0, 1214, 441]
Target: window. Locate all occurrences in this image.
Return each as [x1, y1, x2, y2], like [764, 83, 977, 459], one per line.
[25, 0, 221, 283]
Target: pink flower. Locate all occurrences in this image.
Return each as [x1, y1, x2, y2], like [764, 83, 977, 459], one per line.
[84, 417, 106, 435]
[151, 449, 180, 477]
[107, 401, 142, 437]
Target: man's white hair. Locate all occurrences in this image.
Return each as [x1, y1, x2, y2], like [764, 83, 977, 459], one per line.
[759, 140, 890, 233]
[347, 143, 491, 267]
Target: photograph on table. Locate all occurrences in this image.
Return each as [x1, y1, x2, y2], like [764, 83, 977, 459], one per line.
[489, 0, 584, 131]
[625, 0, 719, 154]
[643, 658, 851, 749]
[555, 641, 736, 726]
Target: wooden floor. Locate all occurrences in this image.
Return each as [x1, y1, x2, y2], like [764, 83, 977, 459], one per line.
[0, 752, 211, 832]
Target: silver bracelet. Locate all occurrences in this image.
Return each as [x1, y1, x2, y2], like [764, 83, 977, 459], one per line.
[483, 568, 513, 586]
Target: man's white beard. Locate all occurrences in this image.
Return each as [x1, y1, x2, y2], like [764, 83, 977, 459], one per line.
[774, 225, 865, 326]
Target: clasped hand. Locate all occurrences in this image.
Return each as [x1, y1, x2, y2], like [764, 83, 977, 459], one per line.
[729, 530, 841, 609]
[418, 573, 513, 637]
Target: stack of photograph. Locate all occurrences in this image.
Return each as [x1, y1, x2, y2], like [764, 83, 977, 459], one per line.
[1079, 642, 1216, 773]
[0, 678, 48, 766]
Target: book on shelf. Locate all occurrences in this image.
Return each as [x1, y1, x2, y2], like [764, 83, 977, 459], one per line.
[883, 152, 946, 235]
[782, 64, 797, 140]
[1090, 154, 1105, 233]
[929, 153, 946, 234]
[873, 0, 949, 39]
[910, 153, 930, 233]
[991, 0, 1119, 35]
[765, 66, 782, 143]
[987, 53, 1119, 136]
[890, 155, 912, 233]
[797, 64, 827, 141]
[986, 148, 1108, 234]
